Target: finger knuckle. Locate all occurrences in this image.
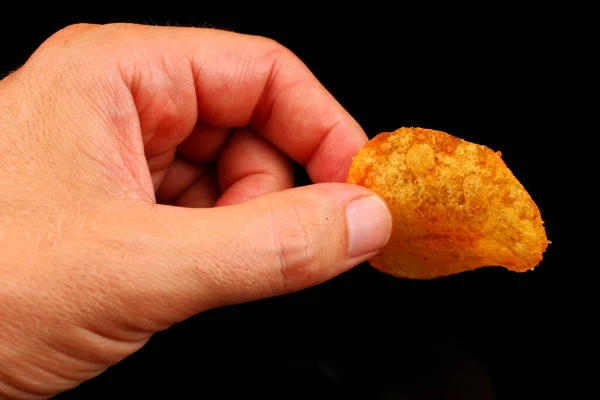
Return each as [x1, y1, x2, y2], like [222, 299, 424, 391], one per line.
[253, 35, 297, 65]
[255, 35, 286, 51]
[33, 23, 95, 58]
[271, 200, 322, 289]
[32, 23, 133, 67]
[45, 23, 94, 42]
[22, 24, 103, 85]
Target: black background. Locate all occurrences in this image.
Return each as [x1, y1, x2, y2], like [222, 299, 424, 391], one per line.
[2, 9, 580, 400]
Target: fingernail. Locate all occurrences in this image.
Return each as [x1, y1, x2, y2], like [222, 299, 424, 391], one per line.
[346, 196, 392, 258]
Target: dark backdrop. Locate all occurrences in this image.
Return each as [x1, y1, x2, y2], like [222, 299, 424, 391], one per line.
[2, 10, 576, 400]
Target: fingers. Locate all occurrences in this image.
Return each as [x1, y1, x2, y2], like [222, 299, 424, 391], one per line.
[154, 128, 293, 207]
[167, 183, 391, 312]
[173, 171, 219, 208]
[176, 122, 232, 164]
[108, 183, 392, 324]
[154, 158, 218, 207]
[215, 128, 293, 207]
[25, 23, 367, 186]
[147, 149, 176, 192]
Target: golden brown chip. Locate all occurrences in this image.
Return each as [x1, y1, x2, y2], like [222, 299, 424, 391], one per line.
[347, 127, 549, 279]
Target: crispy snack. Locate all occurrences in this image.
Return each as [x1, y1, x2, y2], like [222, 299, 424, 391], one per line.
[347, 127, 548, 279]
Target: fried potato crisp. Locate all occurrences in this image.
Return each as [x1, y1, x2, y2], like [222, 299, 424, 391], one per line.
[347, 127, 548, 279]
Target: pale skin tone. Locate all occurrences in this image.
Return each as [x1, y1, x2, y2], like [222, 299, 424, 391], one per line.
[0, 23, 392, 399]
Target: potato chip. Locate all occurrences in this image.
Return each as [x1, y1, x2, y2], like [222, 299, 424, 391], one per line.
[347, 127, 549, 279]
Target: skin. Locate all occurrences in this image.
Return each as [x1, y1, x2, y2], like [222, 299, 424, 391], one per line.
[0, 23, 392, 399]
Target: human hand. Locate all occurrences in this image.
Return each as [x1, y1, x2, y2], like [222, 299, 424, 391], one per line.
[0, 23, 392, 399]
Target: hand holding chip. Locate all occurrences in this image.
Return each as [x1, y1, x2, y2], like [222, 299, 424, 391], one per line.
[0, 24, 392, 398]
[0, 23, 547, 399]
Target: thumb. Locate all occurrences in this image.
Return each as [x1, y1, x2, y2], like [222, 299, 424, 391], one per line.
[128, 182, 392, 323]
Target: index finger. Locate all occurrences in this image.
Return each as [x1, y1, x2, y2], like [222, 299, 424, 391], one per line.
[189, 28, 367, 183]
[70, 24, 368, 183]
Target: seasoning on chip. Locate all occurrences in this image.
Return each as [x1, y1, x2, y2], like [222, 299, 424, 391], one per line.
[347, 127, 549, 279]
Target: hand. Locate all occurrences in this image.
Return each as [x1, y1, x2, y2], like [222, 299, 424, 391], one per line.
[0, 23, 392, 399]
